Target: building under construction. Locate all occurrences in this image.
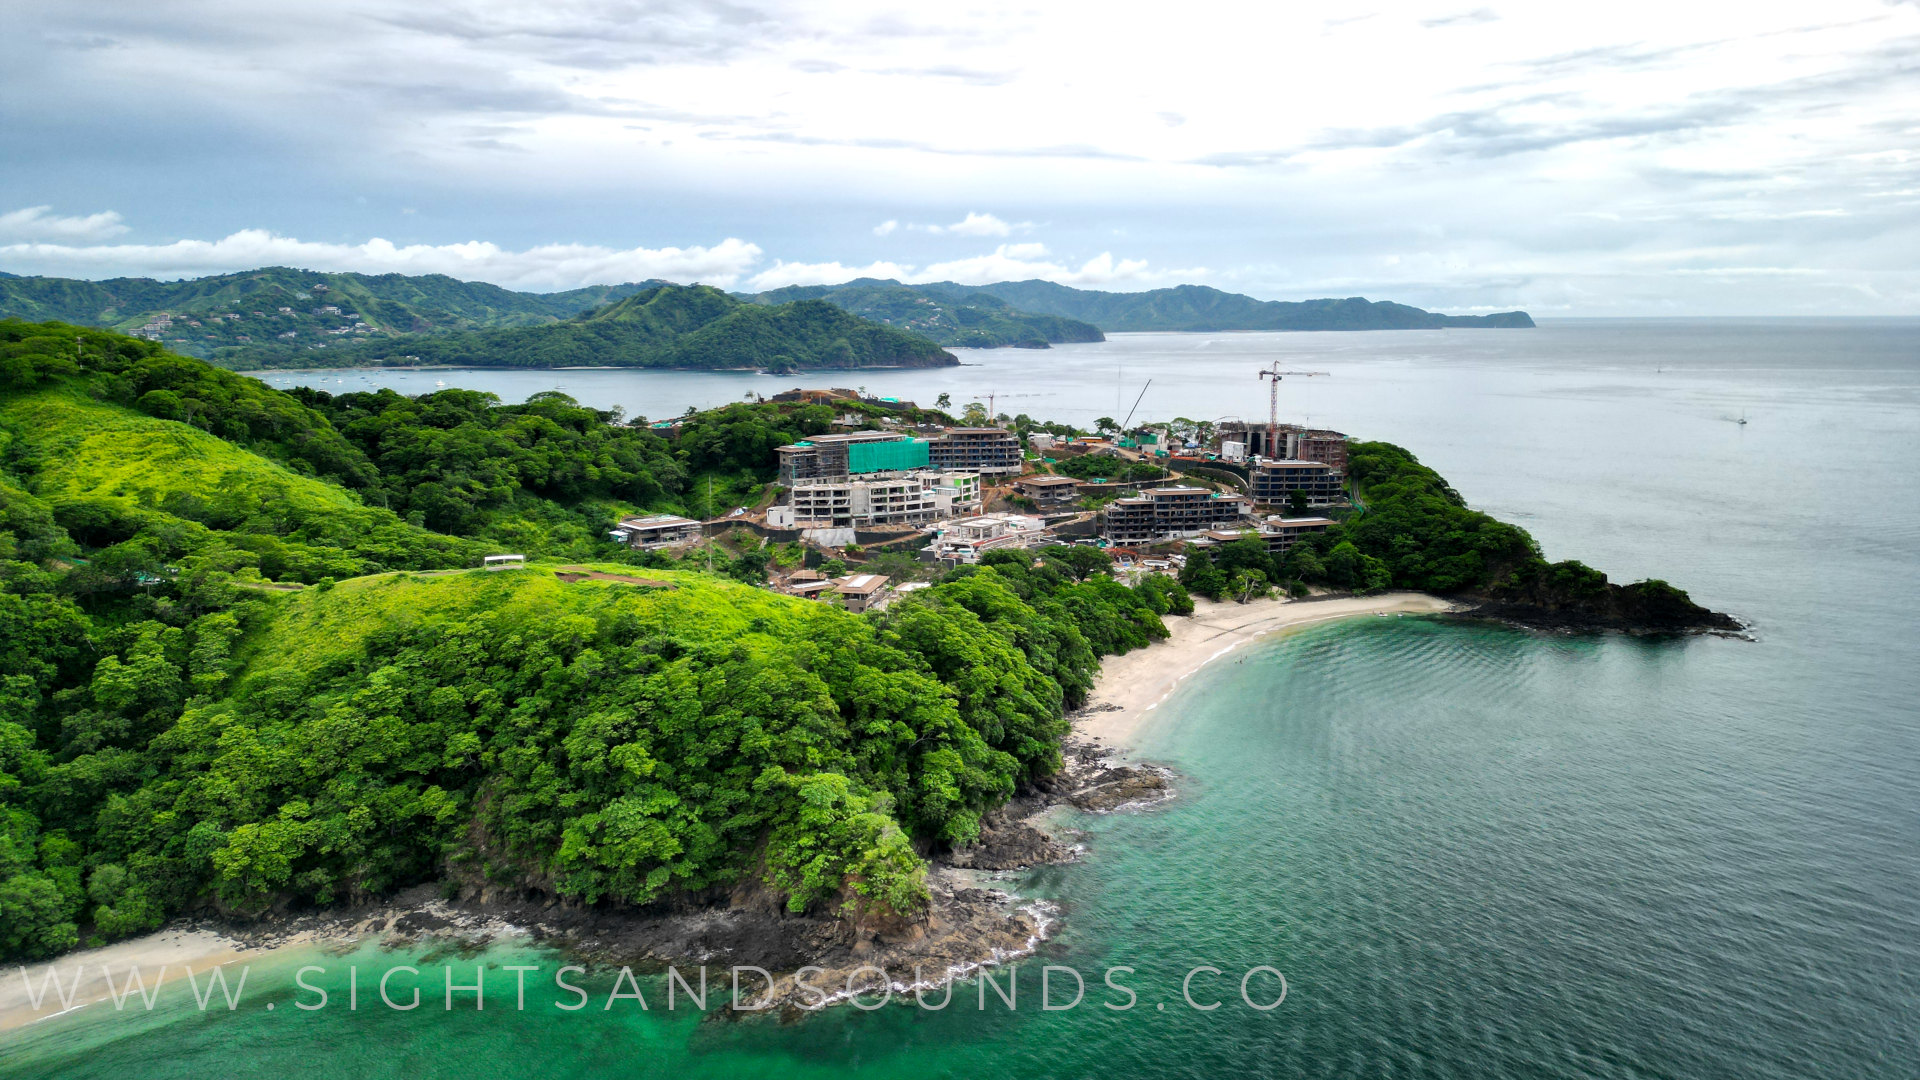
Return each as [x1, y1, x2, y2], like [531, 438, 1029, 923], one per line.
[1102, 486, 1254, 544]
[1248, 459, 1345, 509]
[1214, 421, 1350, 472]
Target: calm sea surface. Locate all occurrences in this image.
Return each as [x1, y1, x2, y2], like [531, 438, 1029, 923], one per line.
[8, 319, 1917, 1078]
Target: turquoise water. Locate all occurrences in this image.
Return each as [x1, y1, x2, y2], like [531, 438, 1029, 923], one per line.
[9, 321, 1918, 1076]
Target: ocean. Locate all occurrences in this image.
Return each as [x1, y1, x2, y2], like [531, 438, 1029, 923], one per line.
[7, 319, 1917, 1077]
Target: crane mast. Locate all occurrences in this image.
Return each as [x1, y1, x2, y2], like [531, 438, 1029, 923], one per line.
[1258, 365, 1330, 459]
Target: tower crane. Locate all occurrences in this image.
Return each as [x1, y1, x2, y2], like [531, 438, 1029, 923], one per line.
[1258, 365, 1329, 459]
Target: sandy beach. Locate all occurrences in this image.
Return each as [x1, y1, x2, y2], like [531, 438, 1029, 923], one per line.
[1077, 592, 1458, 748]
[0, 928, 265, 1032]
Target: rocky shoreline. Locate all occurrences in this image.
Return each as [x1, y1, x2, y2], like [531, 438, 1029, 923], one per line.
[165, 733, 1175, 1014]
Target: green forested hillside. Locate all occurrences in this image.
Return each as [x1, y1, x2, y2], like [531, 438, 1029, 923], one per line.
[350, 284, 959, 371]
[0, 267, 651, 354]
[0, 319, 1188, 960]
[0, 273, 958, 371]
[747, 279, 1105, 348]
[0, 318, 892, 561]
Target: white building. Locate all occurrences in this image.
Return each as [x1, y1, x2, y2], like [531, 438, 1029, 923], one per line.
[1220, 440, 1247, 462]
[929, 513, 1047, 563]
[769, 470, 981, 529]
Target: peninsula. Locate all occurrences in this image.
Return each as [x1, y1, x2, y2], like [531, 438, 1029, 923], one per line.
[0, 318, 1725, 1004]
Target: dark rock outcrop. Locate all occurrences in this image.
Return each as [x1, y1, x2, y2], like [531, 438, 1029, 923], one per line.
[1468, 571, 1744, 635]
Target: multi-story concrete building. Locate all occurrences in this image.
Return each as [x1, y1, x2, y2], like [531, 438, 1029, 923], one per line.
[1214, 422, 1349, 470]
[1102, 487, 1253, 544]
[770, 471, 981, 529]
[929, 428, 1023, 475]
[1281, 429, 1349, 473]
[774, 431, 916, 485]
[1248, 460, 1344, 509]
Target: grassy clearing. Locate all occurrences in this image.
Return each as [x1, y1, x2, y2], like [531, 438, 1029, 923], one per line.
[238, 562, 851, 683]
[0, 386, 359, 511]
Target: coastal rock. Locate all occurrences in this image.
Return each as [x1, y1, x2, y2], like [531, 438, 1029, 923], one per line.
[945, 822, 1071, 870]
[1067, 766, 1171, 812]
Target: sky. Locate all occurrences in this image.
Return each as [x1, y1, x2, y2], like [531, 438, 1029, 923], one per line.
[3, 0, 1918, 315]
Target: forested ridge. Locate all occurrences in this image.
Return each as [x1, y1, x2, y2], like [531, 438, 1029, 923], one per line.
[220, 284, 961, 372]
[934, 281, 1535, 331]
[746, 279, 1105, 349]
[0, 266, 645, 331]
[0, 319, 1181, 960]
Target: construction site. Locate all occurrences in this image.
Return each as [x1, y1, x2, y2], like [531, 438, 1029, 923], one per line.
[608, 367, 1357, 609]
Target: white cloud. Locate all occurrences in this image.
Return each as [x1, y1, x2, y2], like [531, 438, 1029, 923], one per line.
[913, 245, 1154, 286]
[0, 205, 129, 242]
[741, 243, 1169, 290]
[0, 225, 1174, 294]
[744, 259, 912, 291]
[938, 211, 1017, 237]
[0, 230, 764, 291]
[11, 1, 1920, 312]
[899, 212, 1035, 237]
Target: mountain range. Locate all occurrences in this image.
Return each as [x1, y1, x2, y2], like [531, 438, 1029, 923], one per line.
[0, 267, 1532, 370]
[915, 280, 1535, 331]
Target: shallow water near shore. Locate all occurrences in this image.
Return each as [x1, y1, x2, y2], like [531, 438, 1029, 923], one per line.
[8, 319, 1919, 1076]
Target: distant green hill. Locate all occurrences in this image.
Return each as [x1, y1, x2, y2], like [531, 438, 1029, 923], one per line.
[745, 279, 1105, 349]
[0, 266, 654, 365]
[0, 263, 652, 332]
[924, 280, 1535, 331]
[329, 283, 958, 371]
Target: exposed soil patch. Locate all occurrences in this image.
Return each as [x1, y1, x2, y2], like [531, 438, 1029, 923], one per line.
[553, 566, 677, 588]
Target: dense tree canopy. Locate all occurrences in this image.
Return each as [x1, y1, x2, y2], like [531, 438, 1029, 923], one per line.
[0, 321, 1187, 961]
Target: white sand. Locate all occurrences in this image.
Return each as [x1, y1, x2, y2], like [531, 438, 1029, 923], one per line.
[0, 928, 264, 1031]
[1077, 592, 1458, 748]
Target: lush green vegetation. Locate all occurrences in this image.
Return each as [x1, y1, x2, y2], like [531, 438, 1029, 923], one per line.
[236, 285, 959, 372]
[1048, 454, 1165, 483]
[0, 267, 650, 366]
[0, 320, 1186, 961]
[0, 318, 895, 572]
[747, 280, 1105, 349]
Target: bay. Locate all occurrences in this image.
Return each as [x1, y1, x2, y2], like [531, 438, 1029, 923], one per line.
[10, 319, 1916, 1077]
